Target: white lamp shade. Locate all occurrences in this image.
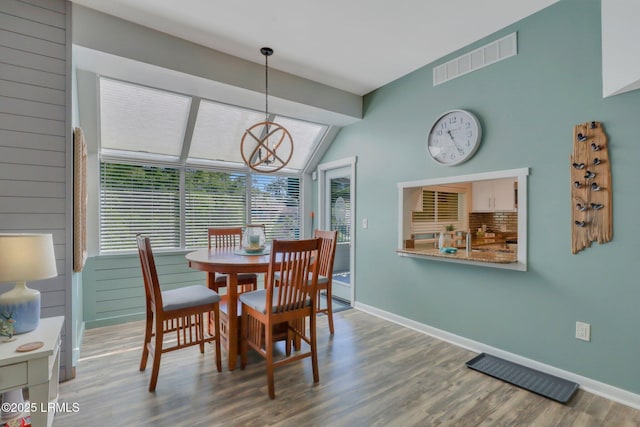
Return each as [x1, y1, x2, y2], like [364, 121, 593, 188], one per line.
[0, 233, 58, 283]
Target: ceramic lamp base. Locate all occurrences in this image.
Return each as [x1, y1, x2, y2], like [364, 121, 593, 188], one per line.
[0, 389, 24, 420]
[0, 282, 40, 334]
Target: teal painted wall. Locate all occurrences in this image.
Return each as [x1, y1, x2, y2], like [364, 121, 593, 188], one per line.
[82, 252, 206, 328]
[320, 0, 640, 394]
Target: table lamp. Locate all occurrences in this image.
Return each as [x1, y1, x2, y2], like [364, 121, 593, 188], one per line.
[0, 233, 57, 335]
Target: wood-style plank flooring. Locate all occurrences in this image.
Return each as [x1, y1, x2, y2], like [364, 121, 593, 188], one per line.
[56, 309, 640, 426]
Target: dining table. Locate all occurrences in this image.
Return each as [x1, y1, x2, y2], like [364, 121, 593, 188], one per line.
[185, 246, 273, 370]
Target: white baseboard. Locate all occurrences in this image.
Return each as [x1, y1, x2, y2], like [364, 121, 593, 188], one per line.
[354, 302, 640, 410]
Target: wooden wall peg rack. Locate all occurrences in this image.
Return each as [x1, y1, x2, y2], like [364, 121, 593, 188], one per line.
[570, 121, 612, 254]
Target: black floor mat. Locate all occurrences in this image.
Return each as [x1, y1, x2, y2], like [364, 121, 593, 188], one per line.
[466, 353, 579, 403]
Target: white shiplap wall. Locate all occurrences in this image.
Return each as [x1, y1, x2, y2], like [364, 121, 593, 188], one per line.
[0, 0, 72, 380]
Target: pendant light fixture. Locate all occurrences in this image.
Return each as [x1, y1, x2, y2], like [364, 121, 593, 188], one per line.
[241, 47, 294, 173]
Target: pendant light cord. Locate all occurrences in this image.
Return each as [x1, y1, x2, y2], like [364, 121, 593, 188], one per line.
[264, 52, 269, 122]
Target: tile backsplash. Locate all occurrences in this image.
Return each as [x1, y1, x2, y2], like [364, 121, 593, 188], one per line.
[469, 212, 518, 235]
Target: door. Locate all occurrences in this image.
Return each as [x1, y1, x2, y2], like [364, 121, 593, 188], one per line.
[318, 158, 356, 304]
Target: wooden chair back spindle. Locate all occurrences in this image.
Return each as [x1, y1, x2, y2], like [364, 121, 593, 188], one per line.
[208, 227, 243, 249]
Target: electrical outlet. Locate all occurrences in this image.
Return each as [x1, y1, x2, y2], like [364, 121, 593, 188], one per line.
[576, 322, 591, 342]
[362, 218, 368, 229]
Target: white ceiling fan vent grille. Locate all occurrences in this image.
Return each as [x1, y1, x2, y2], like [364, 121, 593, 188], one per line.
[433, 32, 517, 86]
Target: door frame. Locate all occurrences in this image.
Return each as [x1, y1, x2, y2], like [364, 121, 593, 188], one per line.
[316, 156, 357, 305]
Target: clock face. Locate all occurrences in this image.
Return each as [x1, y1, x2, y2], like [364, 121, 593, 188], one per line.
[427, 110, 482, 166]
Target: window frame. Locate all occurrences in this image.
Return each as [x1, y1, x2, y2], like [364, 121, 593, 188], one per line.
[397, 168, 529, 271]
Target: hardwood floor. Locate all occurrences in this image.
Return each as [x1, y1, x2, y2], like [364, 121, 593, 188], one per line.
[56, 309, 640, 426]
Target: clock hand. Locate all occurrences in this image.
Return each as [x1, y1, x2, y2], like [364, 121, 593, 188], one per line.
[446, 130, 464, 154]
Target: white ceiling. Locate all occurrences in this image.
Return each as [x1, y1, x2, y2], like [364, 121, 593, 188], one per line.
[69, 0, 559, 96]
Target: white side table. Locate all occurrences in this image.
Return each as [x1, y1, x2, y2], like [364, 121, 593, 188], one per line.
[0, 316, 64, 427]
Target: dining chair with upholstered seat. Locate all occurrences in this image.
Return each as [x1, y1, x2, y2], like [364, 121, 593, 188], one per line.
[136, 234, 222, 392]
[274, 229, 338, 352]
[239, 238, 322, 399]
[207, 226, 261, 349]
[207, 226, 259, 293]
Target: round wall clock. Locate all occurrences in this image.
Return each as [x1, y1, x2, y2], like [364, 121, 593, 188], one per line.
[427, 109, 482, 166]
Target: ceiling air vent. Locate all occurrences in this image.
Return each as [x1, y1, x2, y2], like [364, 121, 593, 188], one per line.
[433, 32, 517, 86]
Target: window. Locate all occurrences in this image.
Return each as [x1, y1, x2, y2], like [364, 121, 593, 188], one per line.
[189, 100, 264, 166]
[100, 161, 300, 253]
[250, 175, 300, 241]
[99, 78, 329, 173]
[100, 79, 191, 161]
[96, 77, 319, 253]
[330, 177, 351, 243]
[184, 170, 247, 248]
[411, 189, 462, 234]
[268, 116, 327, 170]
[100, 163, 180, 251]
[398, 168, 529, 271]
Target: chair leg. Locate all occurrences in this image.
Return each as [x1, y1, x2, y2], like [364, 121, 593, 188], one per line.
[309, 313, 319, 384]
[140, 311, 153, 371]
[212, 304, 222, 372]
[240, 309, 248, 370]
[293, 319, 303, 351]
[266, 327, 275, 399]
[285, 323, 292, 356]
[199, 313, 205, 354]
[325, 288, 335, 335]
[207, 310, 216, 337]
[149, 320, 164, 392]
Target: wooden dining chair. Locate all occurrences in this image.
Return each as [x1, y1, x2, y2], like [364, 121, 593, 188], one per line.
[207, 226, 260, 350]
[207, 227, 259, 293]
[136, 234, 222, 392]
[313, 229, 338, 334]
[273, 229, 337, 352]
[239, 238, 322, 399]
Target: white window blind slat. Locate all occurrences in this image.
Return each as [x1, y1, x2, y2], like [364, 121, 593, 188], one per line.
[184, 169, 247, 248]
[411, 189, 462, 234]
[100, 163, 180, 251]
[330, 178, 351, 243]
[250, 175, 300, 241]
[100, 162, 301, 252]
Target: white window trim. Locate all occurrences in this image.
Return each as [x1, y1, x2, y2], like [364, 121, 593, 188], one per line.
[397, 168, 529, 271]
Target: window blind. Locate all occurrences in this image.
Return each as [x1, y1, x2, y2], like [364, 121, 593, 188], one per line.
[100, 162, 301, 252]
[100, 162, 180, 251]
[330, 178, 351, 243]
[184, 169, 247, 248]
[250, 175, 300, 241]
[411, 190, 461, 233]
[436, 191, 459, 222]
